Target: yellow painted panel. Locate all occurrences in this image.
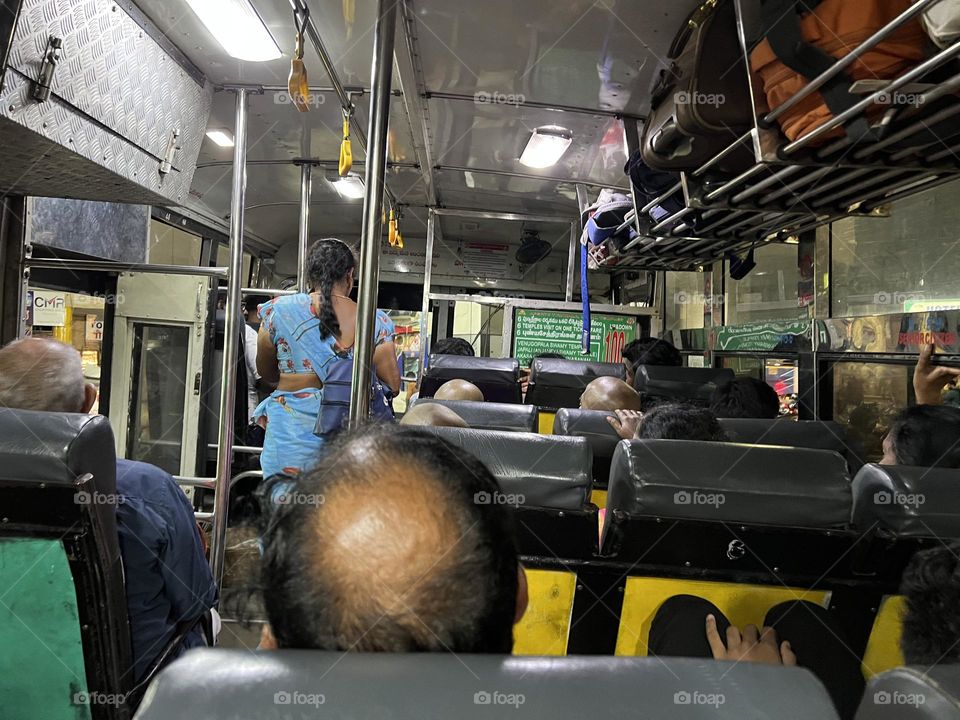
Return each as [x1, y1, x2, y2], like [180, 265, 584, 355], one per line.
[538, 411, 556, 435]
[862, 595, 905, 679]
[590, 489, 607, 510]
[615, 576, 829, 656]
[513, 568, 576, 656]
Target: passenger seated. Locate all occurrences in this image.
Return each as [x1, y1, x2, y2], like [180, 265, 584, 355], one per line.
[913, 342, 960, 406]
[579, 376, 642, 412]
[709, 377, 780, 419]
[258, 425, 527, 652]
[0, 338, 218, 682]
[607, 403, 729, 442]
[399, 403, 469, 428]
[900, 541, 960, 666]
[622, 337, 682, 386]
[431, 337, 475, 356]
[880, 404, 960, 468]
[434, 378, 485, 402]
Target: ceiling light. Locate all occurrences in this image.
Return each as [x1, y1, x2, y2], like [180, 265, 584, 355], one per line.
[185, 0, 282, 62]
[333, 175, 365, 199]
[205, 129, 235, 147]
[519, 126, 573, 168]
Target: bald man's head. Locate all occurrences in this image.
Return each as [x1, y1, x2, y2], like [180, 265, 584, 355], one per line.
[434, 378, 484, 402]
[400, 403, 469, 428]
[580, 376, 643, 412]
[0, 338, 95, 414]
[260, 425, 521, 653]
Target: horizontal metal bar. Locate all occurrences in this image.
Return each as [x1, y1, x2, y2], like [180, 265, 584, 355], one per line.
[729, 165, 803, 205]
[206, 443, 265, 454]
[642, 182, 683, 213]
[811, 169, 909, 209]
[423, 91, 640, 119]
[704, 164, 766, 202]
[195, 512, 214, 521]
[928, 142, 960, 163]
[196, 159, 418, 170]
[427, 292, 658, 316]
[650, 207, 695, 233]
[691, 130, 754, 177]
[764, 0, 940, 124]
[436, 165, 628, 192]
[783, 42, 960, 154]
[175, 476, 217, 488]
[429, 207, 573, 224]
[853, 100, 960, 160]
[758, 166, 833, 206]
[241, 287, 297, 296]
[26, 258, 227, 277]
[864, 173, 958, 210]
[258, 84, 400, 97]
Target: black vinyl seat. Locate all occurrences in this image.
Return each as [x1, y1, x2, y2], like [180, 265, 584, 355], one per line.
[633, 365, 735, 405]
[719, 418, 866, 473]
[136, 648, 840, 720]
[420, 355, 521, 403]
[420, 426, 596, 558]
[552, 408, 620, 486]
[525, 358, 625, 410]
[856, 665, 960, 719]
[410, 398, 538, 432]
[602, 439, 857, 583]
[0, 409, 133, 720]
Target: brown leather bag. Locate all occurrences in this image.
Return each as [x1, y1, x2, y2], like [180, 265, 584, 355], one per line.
[750, 0, 926, 144]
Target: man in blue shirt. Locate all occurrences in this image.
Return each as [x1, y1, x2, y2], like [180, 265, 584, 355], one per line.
[0, 338, 219, 681]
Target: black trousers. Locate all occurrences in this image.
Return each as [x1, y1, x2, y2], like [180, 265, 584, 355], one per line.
[649, 594, 865, 720]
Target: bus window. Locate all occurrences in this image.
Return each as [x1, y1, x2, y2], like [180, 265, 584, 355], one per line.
[664, 272, 707, 332]
[725, 244, 802, 326]
[832, 362, 910, 463]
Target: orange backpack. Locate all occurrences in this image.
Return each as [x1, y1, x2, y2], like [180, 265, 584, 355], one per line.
[750, 0, 926, 143]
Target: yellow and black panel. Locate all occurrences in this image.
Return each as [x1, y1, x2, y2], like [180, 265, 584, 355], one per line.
[513, 568, 577, 655]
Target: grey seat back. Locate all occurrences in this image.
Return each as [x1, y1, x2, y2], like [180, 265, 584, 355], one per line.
[719, 418, 865, 472]
[0, 409, 132, 718]
[851, 464, 960, 538]
[856, 666, 960, 719]
[421, 355, 521, 403]
[525, 358, 626, 409]
[411, 398, 537, 432]
[135, 648, 840, 720]
[634, 365, 735, 405]
[553, 408, 620, 485]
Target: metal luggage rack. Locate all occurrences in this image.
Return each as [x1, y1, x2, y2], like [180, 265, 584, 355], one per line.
[597, 0, 960, 272]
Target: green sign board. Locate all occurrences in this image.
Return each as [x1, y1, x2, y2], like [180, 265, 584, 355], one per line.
[513, 309, 637, 365]
[715, 320, 812, 352]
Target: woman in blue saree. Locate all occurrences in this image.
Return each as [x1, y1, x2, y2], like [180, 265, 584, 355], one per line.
[254, 239, 401, 477]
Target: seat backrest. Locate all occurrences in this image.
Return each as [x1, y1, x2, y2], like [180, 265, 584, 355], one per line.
[136, 648, 840, 720]
[411, 398, 537, 432]
[633, 365, 735, 404]
[420, 355, 521, 404]
[0, 409, 132, 720]
[851, 463, 960, 538]
[552, 408, 620, 485]
[525, 358, 626, 409]
[719, 418, 865, 472]
[606, 439, 852, 529]
[856, 666, 960, 720]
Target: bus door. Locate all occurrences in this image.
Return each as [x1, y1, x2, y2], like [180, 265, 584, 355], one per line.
[108, 273, 210, 498]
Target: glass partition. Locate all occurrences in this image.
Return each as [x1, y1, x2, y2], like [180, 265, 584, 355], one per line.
[725, 243, 802, 325]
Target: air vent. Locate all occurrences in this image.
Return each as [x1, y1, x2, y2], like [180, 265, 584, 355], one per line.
[461, 221, 480, 232]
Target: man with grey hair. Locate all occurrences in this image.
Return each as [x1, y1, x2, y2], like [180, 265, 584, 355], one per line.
[0, 337, 218, 682]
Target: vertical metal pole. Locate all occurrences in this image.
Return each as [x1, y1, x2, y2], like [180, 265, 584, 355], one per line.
[418, 209, 436, 384]
[210, 88, 248, 585]
[348, 0, 397, 426]
[564, 221, 577, 303]
[296, 164, 312, 292]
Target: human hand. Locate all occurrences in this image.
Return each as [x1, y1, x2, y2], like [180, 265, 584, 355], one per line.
[705, 614, 796, 666]
[606, 409, 642, 440]
[914, 343, 960, 405]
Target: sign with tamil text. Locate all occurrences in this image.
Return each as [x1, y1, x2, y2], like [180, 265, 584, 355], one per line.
[513, 309, 637, 365]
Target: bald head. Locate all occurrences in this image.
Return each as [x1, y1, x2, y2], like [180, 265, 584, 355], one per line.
[434, 379, 484, 402]
[260, 425, 520, 653]
[400, 403, 469, 428]
[0, 337, 93, 413]
[580, 376, 643, 412]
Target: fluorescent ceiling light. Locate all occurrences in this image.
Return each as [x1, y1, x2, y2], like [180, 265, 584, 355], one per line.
[519, 126, 573, 168]
[185, 0, 282, 62]
[205, 129, 235, 147]
[333, 176, 365, 199]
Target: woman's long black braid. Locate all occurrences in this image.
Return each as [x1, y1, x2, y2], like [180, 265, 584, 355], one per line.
[307, 238, 356, 340]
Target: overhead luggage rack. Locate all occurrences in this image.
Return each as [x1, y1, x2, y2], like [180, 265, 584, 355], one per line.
[596, 0, 960, 272]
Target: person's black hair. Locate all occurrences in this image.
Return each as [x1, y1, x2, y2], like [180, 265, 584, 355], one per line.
[259, 424, 519, 653]
[431, 337, 475, 357]
[709, 377, 780, 419]
[529, 351, 565, 367]
[306, 238, 356, 340]
[637, 402, 729, 441]
[623, 337, 682, 368]
[900, 543, 960, 665]
[888, 404, 960, 468]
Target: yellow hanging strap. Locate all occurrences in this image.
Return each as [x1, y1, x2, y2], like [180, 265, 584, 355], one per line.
[343, 0, 356, 41]
[388, 208, 398, 247]
[339, 108, 353, 177]
[288, 11, 310, 113]
[396, 212, 404, 249]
